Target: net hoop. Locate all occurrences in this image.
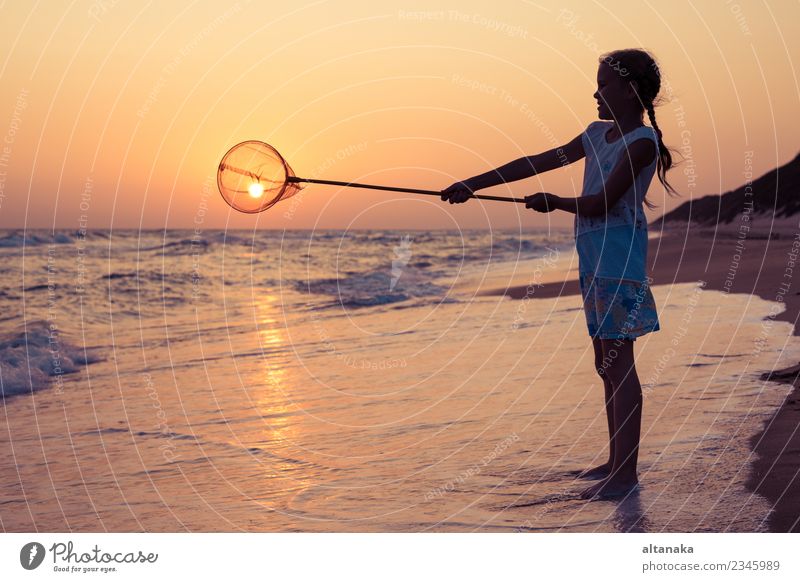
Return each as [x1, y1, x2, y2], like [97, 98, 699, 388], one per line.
[217, 140, 303, 214]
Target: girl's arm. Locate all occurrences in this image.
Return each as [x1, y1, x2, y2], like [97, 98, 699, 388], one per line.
[442, 133, 585, 202]
[466, 132, 585, 190]
[529, 138, 656, 216]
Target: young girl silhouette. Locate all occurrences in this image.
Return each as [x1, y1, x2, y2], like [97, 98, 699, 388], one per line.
[441, 48, 678, 499]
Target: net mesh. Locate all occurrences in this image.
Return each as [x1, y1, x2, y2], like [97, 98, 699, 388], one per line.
[217, 141, 303, 213]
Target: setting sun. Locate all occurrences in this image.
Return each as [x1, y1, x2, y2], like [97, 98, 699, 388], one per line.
[248, 182, 264, 198]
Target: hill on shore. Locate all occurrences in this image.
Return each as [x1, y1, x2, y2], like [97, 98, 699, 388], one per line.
[656, 152, 800, 225]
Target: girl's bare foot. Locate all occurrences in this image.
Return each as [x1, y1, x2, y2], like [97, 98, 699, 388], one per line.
[577, 462, 613, 480]
[579, 474, 639, 500]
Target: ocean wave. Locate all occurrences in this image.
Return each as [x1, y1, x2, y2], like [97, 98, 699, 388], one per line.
[75, 425, 315, 466]
[0, 320, 102, 399]
[201, 231, 300, 247]
[0, 231, 74, 248]
[102, 270, 195, 285]
[98, 271, 204, 311]
[298, 269, 446, 308]
[23, 284, 52, 292]
[139, 238, 209, 255]
[491, 237, 538, 253]
[446, 253, 485, 263]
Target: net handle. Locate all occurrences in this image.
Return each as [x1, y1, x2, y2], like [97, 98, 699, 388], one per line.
[287, 176, 525, 204]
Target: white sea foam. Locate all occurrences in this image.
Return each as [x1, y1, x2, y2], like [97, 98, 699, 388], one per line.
[0, 320, 100, 398]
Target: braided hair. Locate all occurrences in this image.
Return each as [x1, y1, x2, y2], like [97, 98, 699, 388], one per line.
[599, 49, 680, 209]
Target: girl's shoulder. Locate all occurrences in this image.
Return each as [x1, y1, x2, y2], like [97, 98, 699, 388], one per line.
[621, 125, 660, 157]
[581, 121, 613, 152]
[583, 121, 658, 140]
[623, 124, 659, 143]
[581, 121, 614, 158]
[583, 122, 659, 154]
[584, 120, 613, 135]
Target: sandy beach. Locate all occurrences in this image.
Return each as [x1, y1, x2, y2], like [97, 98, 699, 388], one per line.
[485, 216, 800, 532]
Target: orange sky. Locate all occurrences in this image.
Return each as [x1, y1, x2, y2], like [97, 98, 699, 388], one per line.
[0, 0, 798, 230]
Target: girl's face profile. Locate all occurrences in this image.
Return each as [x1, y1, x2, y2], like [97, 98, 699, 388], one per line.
[593, 63, 634, 121]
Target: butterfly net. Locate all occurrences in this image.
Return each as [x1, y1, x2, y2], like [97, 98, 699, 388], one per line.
[217, 141, 303, 213]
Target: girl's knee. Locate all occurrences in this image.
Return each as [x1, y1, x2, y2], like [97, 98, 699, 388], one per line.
[594, 354, 605, 378]
[604, 358, 638, 386]
[592, 338, 605, 378]
[600, 343, 635, 384]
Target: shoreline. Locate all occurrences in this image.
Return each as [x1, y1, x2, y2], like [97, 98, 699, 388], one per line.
[484, 219, 800, 532]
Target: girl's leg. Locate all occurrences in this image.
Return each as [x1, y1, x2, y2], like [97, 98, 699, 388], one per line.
[578, 337, 616, 479]
[605, 338, 642, 478]
[580, 338, 642, 499]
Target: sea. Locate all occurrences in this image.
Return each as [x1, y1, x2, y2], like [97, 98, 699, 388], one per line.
[0, 228, 797, 532]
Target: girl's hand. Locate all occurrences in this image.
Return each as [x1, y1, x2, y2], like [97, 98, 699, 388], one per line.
[525, 192, 557, 213]
[440, 181, 475, 204]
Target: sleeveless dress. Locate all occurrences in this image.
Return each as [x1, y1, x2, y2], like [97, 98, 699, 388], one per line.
[575, 121, 661, 341]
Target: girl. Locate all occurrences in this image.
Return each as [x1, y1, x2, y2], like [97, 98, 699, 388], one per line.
[441, 48, 678, 499]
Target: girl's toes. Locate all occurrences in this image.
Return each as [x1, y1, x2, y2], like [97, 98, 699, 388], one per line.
[579, 481, 603, 499]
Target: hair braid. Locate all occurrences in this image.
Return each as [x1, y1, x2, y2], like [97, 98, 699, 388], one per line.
[599, 48, 681, 204]
[645, 102, 661, 139]
[645, 101, 678, 199]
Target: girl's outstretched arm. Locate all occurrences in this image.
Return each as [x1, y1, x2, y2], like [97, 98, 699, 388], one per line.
[442, 133, 585, 203]
[527, 138, 656, 216]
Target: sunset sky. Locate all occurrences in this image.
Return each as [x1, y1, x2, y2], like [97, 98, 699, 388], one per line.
[0, 0, 798, 230]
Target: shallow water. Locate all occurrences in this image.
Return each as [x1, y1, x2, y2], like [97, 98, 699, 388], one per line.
[0, 229, 796, 531]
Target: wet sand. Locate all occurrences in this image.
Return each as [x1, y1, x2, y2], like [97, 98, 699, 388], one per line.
[485, 217, 800, 532]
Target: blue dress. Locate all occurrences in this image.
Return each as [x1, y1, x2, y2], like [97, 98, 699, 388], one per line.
[575, 121, 661, 341]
